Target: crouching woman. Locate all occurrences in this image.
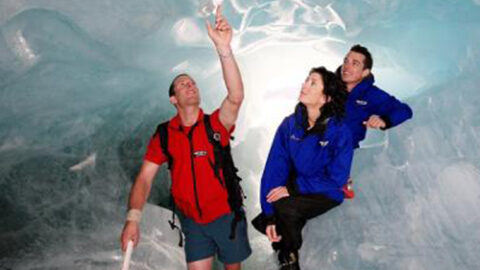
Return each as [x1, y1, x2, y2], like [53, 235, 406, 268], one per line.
[253, 67, 353, 270]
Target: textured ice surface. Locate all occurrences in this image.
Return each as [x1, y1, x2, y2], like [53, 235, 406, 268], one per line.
[1, 0, 480, 269]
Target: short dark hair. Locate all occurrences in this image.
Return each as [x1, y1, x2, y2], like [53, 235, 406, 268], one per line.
[168, 73, 190, 97]
[350, 44, 373, 70]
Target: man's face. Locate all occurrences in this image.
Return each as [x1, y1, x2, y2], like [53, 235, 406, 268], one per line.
[170, 75, 200, 107]
[299, 72, 326, 108]
[341, 51, 370, 87]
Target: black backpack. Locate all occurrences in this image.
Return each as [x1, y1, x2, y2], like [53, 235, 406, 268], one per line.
[156, 114, 245, 246]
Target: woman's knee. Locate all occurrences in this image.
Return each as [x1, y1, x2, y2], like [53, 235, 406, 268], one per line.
[272, 197, 297, 216]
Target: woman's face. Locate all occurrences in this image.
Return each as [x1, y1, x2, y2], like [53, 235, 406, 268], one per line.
[299, 72, 326, 108]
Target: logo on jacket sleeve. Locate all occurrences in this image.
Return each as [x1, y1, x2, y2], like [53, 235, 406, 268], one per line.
[356, 100, 368, 106]
[319, 141, 329, 147]
[290, 134, 301, 141]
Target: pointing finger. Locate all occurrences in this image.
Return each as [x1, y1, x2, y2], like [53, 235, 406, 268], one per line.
[206, 20, 213, 35]
[215, 4, 223, 20]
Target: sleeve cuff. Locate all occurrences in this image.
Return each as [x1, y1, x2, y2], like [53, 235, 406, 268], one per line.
[251, 213, 276, 234]
[379, 115, 392, 130]
[264, 215, 276, 225]
[286, 182, 298, 196]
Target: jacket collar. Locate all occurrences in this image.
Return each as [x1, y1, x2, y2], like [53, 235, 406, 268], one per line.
[350, 74, 375, 97]
[293, 104, 332, 135]
[169, 108, 204, 130]
[294, 104, 308, 130]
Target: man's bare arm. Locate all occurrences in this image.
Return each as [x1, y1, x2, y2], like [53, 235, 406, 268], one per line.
[128, 161, 160, 210]
[121, 160, 160, 251]
[206, 5, 244, 131]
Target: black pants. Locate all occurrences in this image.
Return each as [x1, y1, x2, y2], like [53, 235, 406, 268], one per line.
[271, 194, 340, 255]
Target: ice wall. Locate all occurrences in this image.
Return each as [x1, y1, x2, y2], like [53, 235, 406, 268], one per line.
[1, 0, 480, 269]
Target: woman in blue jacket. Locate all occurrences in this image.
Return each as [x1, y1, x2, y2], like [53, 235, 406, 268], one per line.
[253, 67, 353, 270]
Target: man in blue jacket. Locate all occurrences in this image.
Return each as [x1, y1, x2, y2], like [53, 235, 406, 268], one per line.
[340, 44, 413, 149]
[338, 44, 413, 197]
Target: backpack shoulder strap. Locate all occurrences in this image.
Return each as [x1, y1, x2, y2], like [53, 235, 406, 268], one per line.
[156, 121, 184, 246]
[203, 114, 224, 179]
[156, 121, 173, 170]
[203, 114, 224, 146]
[204, 114, 245, 239]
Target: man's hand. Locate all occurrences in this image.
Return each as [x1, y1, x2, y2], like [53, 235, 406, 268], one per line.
[206, 5, 232, 48]
[121, 221, 140, 252]
[266, 186, 290, 203]
[266, 224, 282, 242]
[363, 115, 386, 129]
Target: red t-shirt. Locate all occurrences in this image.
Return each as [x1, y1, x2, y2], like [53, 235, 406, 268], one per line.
[144, 109, 234, 224]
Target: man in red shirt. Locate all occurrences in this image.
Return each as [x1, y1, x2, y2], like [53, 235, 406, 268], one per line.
[120, 5, 251, 270]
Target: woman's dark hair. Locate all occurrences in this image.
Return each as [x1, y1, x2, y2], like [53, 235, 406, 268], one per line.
[295, 66, 348, 135]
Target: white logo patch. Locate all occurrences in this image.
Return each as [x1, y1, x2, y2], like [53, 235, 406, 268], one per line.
[319, 141, 329, 147]
[356, 100, 368, 106]
[193, 151, 207, 157]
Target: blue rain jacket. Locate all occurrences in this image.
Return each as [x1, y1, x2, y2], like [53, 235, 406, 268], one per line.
[345, 75, 413, 148]
[260, 111, 353, 217]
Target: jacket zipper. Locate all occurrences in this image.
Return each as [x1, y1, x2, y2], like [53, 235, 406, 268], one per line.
[186, 125, 202, 218]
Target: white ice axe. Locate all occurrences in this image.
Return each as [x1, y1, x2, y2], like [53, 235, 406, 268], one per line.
[121, 240, 134, 270]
